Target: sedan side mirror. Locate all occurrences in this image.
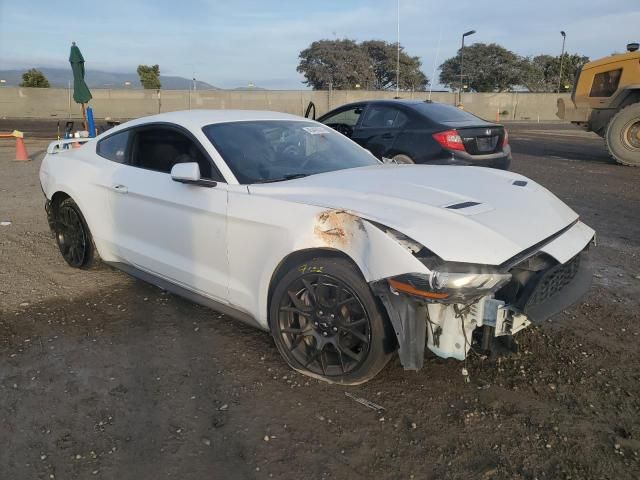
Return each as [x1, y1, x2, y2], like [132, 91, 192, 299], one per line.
[170, 162, 217, 187]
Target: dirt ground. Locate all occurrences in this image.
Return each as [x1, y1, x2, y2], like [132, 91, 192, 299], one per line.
[1, 122, 639, 480]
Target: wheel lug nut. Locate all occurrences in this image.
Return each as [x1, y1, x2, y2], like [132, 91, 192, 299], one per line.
[322, 332, 328, 336]
[314, 321, 318, 326]
[332, 327, 338, 332]
[319, 311, 324, 315]
[330, 314, 335, 319]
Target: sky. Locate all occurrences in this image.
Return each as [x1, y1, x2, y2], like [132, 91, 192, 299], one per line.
[1, 0, 638, 89]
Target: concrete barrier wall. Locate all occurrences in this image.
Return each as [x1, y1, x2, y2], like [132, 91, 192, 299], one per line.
[0, 87, 568, 122]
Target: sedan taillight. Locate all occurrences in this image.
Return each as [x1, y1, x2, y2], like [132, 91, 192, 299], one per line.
[432, 129, 466, 152]
[502, 129, 509, 147]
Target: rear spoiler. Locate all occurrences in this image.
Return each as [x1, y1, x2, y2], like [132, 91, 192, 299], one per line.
[46, 138, 92, 154]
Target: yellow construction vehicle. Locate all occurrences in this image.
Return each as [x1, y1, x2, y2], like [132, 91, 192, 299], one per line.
[557, 42, 640, 166]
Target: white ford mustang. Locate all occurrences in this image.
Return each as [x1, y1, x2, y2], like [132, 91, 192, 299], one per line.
[40, 110, 595, 384]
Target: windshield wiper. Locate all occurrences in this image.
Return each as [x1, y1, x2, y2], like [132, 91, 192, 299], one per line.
[253, 173, 309, 184]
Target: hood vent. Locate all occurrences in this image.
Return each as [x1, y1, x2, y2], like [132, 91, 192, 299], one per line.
[513, 180, 528, 187]
[446, 201, 481, 210]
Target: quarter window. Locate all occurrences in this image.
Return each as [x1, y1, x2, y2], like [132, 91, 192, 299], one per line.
[97, 130, 129, 163]
[589, 69, 622, 97]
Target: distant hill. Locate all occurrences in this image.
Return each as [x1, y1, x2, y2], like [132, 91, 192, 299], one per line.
[233, 84, 267, 91]
[0, 67, 218, 90]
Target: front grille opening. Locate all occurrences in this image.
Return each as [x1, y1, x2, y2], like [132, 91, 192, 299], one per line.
[495, 252, 557, 306]
[525, 254, 581, 310]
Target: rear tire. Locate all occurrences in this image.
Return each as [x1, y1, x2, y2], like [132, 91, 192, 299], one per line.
[54, 198, 99, 269]
[269, 257, 393, 385]
[392, 154, 415, 164]
[605, 103, 640, 167]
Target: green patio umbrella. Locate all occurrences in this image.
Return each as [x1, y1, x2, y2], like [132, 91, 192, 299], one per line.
[69, 42, 92, 129]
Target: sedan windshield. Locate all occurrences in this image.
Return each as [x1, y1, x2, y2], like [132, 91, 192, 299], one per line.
[203, 120, 379, 184]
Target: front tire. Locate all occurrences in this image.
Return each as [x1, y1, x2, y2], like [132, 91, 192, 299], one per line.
[270, 257, 393, 385]
[605, 103, 640, 167]
[54, 198, 99, 269]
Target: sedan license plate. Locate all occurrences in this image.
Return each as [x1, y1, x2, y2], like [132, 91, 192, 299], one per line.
[476, 136, 496, 152]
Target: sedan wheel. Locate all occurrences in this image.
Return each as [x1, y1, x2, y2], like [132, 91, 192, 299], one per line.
[270, 257, 393, 384]
[392, 154, 415, 164]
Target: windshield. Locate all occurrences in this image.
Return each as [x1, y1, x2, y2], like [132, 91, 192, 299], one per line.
[203, 120, 379, 184]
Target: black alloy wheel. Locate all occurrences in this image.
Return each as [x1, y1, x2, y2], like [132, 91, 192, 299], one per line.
[270, 258, 393, 384]
[54, 198, 96, 268]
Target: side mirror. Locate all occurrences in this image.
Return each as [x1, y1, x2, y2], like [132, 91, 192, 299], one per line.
[171, 162, 201, 182]
[170, 162, 217, 187]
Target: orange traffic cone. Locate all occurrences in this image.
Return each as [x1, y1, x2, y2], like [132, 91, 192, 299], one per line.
[15, 136, 29, 161]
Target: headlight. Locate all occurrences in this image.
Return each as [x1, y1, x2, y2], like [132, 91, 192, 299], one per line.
[373, 222, 512, 302]
[431, 271, 510, 290]
[388, 268, 511, 303]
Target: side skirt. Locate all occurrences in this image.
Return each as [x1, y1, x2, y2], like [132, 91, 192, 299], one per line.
[105, 261, 268, 332]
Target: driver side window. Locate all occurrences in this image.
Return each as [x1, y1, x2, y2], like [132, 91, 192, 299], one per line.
[320, 106, 363, 128]
[129, 126, 222, 181]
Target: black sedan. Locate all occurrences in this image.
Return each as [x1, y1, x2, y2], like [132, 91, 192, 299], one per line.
[315, 99, 511, 169]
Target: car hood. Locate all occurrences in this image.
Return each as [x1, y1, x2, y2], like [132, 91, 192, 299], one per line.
[247, 165, 579, 266]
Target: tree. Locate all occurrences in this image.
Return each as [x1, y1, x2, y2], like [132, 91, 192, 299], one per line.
[137, 64, 161, 89]
[360, 40, 428, 91]
[297, 39, 428, 90]
[521, 53, 590, 92]
[20, 68, 50, 88]
[439, 43, 524, 92]
[297, 39, 374, 90]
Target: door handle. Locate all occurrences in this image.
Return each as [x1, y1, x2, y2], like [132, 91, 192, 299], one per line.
[382, 133, 395, 139]
[112, 184, 128, 194]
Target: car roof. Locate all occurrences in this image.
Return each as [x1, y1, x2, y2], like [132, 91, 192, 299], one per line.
[325, 99, 431, 111]
[369, 99, 427, 105]
[102, 109, 305, 137]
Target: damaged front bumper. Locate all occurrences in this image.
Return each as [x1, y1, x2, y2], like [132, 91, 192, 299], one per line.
[372, 249, 593, 371]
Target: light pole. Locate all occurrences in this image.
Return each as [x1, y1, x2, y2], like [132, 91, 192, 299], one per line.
[557, 31, 567, 93]
[459, 30, 476, 106]
[396, 0, 400, 96]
